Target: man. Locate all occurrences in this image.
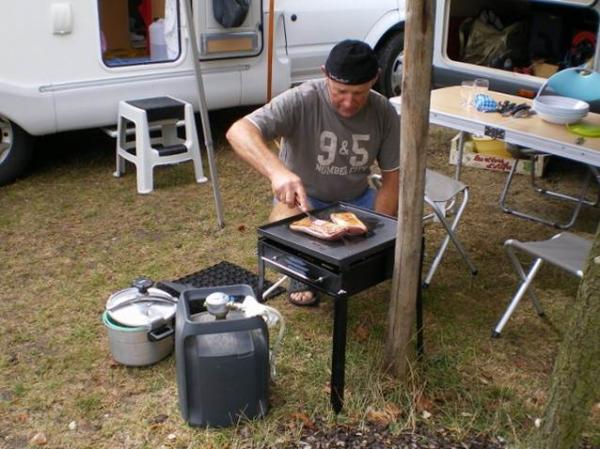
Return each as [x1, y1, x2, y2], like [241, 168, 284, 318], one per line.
[226, 39, 400, 305]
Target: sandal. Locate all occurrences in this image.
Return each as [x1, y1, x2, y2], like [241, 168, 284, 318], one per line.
[288, 279, 320, 307]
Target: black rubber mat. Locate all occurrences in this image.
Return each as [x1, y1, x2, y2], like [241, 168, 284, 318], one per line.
[170, 261, 284, 300]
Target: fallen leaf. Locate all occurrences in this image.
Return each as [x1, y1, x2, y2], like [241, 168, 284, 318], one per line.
[415, 394, 434, 413]
[29, 432, 47, 446]
[366, 404, 401, 427]
[237, 224, 246, 232]
[108, 359, 120, 368]
[354, 324, 370, 342]
[148, 414, 168, 425]
[290, 412, 314, 428]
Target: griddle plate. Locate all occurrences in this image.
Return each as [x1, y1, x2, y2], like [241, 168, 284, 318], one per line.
[257, 203, 397, 268]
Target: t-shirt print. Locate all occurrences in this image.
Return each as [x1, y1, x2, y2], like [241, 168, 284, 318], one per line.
[315, 131, 371, 176]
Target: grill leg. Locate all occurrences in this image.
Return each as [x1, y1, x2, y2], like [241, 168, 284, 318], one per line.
[257, 246, 265, 301]
[331, 294, 348, 414]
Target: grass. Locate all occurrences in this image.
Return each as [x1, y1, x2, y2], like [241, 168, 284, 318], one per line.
[0, 110, 599, 448]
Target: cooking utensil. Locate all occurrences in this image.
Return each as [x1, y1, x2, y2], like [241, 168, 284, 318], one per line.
[106, 277, 177, 328]
[259, 202, 396, 269]
[103, 311, 174, 366]
[104, 277, 178, 366]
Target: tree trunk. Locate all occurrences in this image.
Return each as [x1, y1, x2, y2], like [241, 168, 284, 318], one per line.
[528, 224, 600, 449]
[384, 0, 434, 378]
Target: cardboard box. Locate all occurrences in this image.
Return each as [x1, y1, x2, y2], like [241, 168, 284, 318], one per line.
[449, 134, 548, 178]
[531, 61, 559, 78]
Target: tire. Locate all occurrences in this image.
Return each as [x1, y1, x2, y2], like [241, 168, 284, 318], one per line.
[0, 116, 34, 186]
[375, 31, 405, 98]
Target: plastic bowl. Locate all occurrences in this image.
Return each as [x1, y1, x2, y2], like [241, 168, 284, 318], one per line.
[536, 110, 587, 125]
[533, 95, 589, 116]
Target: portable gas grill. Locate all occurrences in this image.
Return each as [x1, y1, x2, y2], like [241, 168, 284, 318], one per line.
[256, 202, 423, 413]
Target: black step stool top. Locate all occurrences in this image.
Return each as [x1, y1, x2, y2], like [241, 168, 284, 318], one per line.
[127, 96, 186, 122]
[154, 143, 188, 156]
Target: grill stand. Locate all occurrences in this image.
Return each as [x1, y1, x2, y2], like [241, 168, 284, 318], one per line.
[257, 237, 424, 413]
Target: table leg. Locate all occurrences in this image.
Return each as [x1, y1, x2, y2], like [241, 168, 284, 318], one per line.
[455, 131, 466, 181]
[331, 293, 348, 413]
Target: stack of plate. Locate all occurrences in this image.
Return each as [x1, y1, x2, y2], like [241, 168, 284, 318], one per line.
[532, 95, 589, 125]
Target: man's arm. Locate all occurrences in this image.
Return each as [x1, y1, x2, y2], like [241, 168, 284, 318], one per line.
[225, 118, 310, 210]
[374, 169, 399, 216]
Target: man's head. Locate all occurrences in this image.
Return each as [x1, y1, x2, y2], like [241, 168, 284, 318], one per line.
[322, 40, 380, 118]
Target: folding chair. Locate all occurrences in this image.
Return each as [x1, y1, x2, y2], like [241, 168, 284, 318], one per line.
[492, 232, 592, 337]
[499, 68, 600, 229]
[423, 169, 478, 287]
[499, 146, 600, 229]
[370, 169, 478, 287]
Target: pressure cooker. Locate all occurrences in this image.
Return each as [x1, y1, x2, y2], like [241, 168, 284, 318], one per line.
[103, 278, 178, 366]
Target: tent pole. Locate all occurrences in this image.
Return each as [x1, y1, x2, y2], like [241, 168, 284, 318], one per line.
[266, 0, 275, 101]
[183, 0, 225, 229]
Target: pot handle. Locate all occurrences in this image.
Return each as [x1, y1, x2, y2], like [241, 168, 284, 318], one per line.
[148, 324, 174, 342]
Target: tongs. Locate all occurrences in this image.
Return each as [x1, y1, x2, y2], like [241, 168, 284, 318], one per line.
[295, 198, 319, 221]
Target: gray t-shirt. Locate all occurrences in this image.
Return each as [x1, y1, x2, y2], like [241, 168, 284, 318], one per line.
[246, 79, 400, 202]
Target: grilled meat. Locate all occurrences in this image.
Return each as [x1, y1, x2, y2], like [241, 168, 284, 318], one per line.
[289, 217, 347, 241]
[330, 212, 368, 235]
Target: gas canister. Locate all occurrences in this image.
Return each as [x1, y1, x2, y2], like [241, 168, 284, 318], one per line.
[175, 285, 269, 427]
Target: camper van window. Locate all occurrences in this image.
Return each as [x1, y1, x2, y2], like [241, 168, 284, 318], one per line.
[99, 0, 181, 67]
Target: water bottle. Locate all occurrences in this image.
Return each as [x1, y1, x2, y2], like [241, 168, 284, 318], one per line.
[149, 18, 168, 61]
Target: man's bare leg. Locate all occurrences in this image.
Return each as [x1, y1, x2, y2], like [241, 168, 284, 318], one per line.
[268, 201, 301, 223]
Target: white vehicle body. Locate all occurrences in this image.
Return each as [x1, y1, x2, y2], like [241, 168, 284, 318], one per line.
[0, 0, 406, 184]
[2, 0, 597, 185]
[432, 0, 599, 95]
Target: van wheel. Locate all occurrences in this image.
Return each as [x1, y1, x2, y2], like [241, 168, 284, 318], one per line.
[0, 117, 33, 186]
[375, 31, 404, 97]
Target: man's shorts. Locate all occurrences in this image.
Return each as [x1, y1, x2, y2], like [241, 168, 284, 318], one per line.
[307, 187, 377, 211]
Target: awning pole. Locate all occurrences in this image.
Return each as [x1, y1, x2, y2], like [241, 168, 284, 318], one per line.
[266, 0, 275, 101]
[183, 0, 225, 229]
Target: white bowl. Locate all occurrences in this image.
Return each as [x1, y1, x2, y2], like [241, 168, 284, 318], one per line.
[533, 95, 589, 124]
[536, 110, 586, 125]
[533, 95, 589, 115]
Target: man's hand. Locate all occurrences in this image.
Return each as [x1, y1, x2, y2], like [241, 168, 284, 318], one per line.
[271, 169, 309, 211]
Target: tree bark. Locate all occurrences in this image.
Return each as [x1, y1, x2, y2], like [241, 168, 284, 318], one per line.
[384, 0, 434, 378]
[528, 224, 600, 449]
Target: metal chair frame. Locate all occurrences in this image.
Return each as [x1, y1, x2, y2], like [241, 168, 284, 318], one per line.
[371, 169, 478, 287]
[492, 231, 591, 337]
[423, 169, 478, 287]
[499, 147, 600, 229]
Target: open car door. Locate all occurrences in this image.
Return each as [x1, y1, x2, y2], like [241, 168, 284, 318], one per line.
[193, 0, 264, 60]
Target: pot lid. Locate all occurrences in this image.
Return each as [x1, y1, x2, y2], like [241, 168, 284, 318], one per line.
[106, 278, 177, 328]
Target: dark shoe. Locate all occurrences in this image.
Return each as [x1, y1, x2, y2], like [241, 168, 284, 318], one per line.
[287, 279, 320, 307]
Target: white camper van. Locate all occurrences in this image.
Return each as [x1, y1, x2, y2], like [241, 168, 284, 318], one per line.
[1, 0, 598, 186]
[0, 0, 406, 185]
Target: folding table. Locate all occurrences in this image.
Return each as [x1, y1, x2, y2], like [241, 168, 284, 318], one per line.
[391, 86, 600, 173]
